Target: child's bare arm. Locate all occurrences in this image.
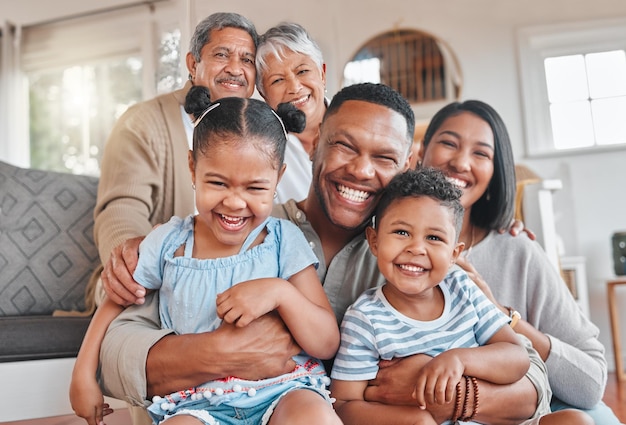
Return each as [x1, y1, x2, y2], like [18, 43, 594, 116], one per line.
[412, 325, 530, 409]
[276, 265, 339, 359]
[216, 266, 339, 359]
[453, 325, 530, 383]
[70, 297, 124, 425]
[331, 379, 437, 425]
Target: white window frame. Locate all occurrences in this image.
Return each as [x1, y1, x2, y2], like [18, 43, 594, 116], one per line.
[517, 17, 626, 158]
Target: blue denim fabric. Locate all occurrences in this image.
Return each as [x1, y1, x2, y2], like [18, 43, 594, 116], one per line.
[158, 386, 330, 425]
[550, 398, 623, 425]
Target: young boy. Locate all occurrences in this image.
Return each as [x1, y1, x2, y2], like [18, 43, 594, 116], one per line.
[329, 167, 592, 425]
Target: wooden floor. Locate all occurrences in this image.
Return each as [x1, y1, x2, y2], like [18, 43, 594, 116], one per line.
[2, 408, 131, 425]
[5, 373, 625, 425]
[604, 372, 626, 423]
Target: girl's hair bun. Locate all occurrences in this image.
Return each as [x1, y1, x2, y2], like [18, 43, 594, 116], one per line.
[184, 85, 212, 118]
[276, 102, 306, 134]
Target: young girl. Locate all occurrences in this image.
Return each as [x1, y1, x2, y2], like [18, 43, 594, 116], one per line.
[70, 86, 341, 425]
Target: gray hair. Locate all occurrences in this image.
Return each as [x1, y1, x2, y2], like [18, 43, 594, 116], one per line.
[255, 22, 324, 95]
[189, 12, 258, 61]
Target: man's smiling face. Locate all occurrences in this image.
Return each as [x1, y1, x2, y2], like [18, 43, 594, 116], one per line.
[188, 27, 256, 100]
[311, 100, 411, 231]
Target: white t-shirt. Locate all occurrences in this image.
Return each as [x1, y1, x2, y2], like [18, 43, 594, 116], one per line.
[275, 133, 312, 204]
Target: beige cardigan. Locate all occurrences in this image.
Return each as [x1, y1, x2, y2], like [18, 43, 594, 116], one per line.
[93, 82, 195, 277]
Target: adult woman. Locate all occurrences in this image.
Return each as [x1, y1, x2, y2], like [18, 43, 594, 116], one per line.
[418, 100, 619, 425]
[256, 22, 327, 203]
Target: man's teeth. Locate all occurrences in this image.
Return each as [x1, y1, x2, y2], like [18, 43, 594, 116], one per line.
[220, 214, 245, 226]
[399, 264, 425, 272]
[222, 81, 243, 88]
[337, 184, 370, 202]
[446, 177, 467, 189]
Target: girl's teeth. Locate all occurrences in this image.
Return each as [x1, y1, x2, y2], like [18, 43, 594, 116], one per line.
[220, 214, 244, 226]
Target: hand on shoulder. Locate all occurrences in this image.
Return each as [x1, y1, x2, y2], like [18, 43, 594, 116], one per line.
[102, 236, 146, 306]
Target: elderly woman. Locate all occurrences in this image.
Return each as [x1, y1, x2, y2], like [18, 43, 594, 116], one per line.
[256, 22, 328, 203]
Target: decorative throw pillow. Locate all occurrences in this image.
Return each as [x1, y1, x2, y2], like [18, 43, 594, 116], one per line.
[0, 161, 100, 316]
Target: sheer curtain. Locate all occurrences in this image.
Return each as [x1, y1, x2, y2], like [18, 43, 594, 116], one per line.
[0, 21, 28, 167]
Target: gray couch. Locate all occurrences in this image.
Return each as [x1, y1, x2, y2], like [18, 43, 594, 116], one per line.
[0, 160, 107, 420]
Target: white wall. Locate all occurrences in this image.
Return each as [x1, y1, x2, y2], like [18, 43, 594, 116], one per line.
[3, 0, 626, 372]
[0, 0, 148, 25]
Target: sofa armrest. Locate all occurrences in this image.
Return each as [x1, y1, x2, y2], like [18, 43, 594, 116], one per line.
[0, 358, 126, 421]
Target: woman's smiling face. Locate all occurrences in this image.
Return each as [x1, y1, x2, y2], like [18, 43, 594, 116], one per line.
[259, 49, 326, 134]
[420, 111, 495, 210]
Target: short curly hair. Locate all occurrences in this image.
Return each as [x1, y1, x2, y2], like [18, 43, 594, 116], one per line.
[326, 83, 415, 150]
[374, 167, 464, 238]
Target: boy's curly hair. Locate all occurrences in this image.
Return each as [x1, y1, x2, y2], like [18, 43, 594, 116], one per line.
[374, 167, 465, 237]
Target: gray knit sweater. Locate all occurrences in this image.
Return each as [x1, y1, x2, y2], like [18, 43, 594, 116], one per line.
[468, 230, 606, 408]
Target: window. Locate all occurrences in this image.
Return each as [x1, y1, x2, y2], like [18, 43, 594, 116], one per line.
[344, 30, 451, 103]
[27, 58, 143, 175]
[545, 51, 626, 150]
[156, 27, 183, 95]
[16, 1, 181, 175]
[517, 18, 626, 157]
[342, 29, 462, 121]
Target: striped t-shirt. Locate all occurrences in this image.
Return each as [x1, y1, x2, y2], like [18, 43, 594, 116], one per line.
[331, 268, 510, 381]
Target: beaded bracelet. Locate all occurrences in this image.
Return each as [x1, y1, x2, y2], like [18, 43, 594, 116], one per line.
[457, 376, 480, 422]
[460, 375, 471, 420]
[451, 379, 463, 421]
[465, 376, 480, 421]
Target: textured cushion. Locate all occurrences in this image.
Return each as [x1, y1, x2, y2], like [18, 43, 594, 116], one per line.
[0, 161, 100, 316]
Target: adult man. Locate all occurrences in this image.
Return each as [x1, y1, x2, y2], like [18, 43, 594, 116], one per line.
[100, 83, 545, 424]
[93, 12, 257, 305]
